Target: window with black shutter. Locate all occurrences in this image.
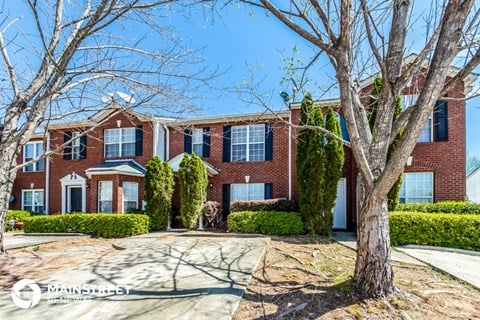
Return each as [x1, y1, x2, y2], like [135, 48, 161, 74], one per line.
[434, 100, 448, 142]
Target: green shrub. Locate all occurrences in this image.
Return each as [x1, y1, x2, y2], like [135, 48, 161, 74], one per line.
[227, 211, 304, 236]
[23, 213, 150, 238]
[230, 199, 299, 213]
[389, 211, 480, 251]
[6, 210, 32, 222]
[395, 201, 480, 214]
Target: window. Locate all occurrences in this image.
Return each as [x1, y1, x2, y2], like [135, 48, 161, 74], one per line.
[123, 182, 138, 213]
[98, 181, 113, 213]
[401, 95, 432, 142]
[400, 172, 433, 203]
[23, 142, 44, 172]
[231, 124, 265, 162]
[231, 183, 265, 201]
[104, 128, 136, 158]
[71, 132, 81, 160]
[192, 128, 204, 156]
[22, 190, 44, 214]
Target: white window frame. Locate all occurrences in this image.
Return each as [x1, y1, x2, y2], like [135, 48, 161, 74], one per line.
[231, 124, 265, 162]
[22, 189, 44, 214]
[401, 94, 432, 143]
[23, 141, 45, 172]
[104, 127, 136, 158]
[231, 183, 265, 202]
[400, 172, 434, 203]
[122, 182, 138, 213]
[71, 131, 81, 160]
[192, 128, 204, 156]
[98, 181, 113, 213]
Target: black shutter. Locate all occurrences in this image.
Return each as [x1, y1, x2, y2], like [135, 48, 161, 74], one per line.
[265, 123, 273, 161]
[184, 129, 193, 153]
[135, 125, 143, 156]
[63, 132, 72, 160]
[340, 116, 350, 141]
[202, 127, 211, 157]
[222, 184, 231, 220]
[80, 133, 87, 159]
[264, 183, 273, 199]
[222, 126, 232, 162]
[434, 100, 448, 142]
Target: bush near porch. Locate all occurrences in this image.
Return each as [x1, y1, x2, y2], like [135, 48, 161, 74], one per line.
[395, 201, 480, 214]
[23, 213, 149, 238]
[227, 211, 304, 235]
[389, 211, 480, 251]
[230, 199, 299, 213]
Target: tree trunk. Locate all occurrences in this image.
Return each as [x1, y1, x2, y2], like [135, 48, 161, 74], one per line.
[354, 192, 394, 298]
[0, 147, 18, 254]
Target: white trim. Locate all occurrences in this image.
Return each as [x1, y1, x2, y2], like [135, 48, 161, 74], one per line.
[23, 141, 44, 172]
[21, 189, 45, 214]
[60, 173, 87, 214]
[400, 172, 434, 203]
[104, 127, 136, 158]
[122, 181, 139, 213]
[231, 124, 265, 162]
[45, 133, 50, 214]
[98, 181, 113, 213]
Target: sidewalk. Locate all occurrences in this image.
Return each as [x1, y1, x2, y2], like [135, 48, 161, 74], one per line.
[332, 232, 480, 290]
[4, 233, 87, 250]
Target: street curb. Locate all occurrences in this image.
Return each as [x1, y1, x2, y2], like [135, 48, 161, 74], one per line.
[397, 244, 480, 257]
[13, 233, 87, 237]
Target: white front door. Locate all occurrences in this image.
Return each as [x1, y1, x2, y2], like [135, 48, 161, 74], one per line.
[333, 178, 347, 229]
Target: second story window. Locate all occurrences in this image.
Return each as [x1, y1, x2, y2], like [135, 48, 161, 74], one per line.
[64, 131, 87, 160]
[401, 94, 432, 143]
[184, 127, 210, 157]
[23, 141, 44, 172]
[231, 124, 265, 162]
[104, 128, 136, 158]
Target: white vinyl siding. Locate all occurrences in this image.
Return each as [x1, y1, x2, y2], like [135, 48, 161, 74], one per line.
[98, 181, 113, 213]
[23, 142, 45, 172]
[123, 182, 138, 213]
[231, 183, 265, 201]
[22, 189, 44, 214]
[400, 172, 434, 203]
[104, 128, 135, 158]
[231, 124, 265, 162]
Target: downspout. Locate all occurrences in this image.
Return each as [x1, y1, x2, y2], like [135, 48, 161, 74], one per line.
[153, 121, 159, 157]
[164, 124, 170, 160]
[288, 106, 292, 200]
[45, 132, 50, 215]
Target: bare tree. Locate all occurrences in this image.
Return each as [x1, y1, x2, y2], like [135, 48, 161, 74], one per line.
[0, 0, 215, 253]
[238, 0, 480, 298]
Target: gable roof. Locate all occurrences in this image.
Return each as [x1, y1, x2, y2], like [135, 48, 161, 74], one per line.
[85, 160, 146, 178]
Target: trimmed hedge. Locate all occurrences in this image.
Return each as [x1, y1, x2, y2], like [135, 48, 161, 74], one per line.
[227, 211, 304, 235]
[230, 199, 299, 213]
[6, 210, 32, 222]
[389, 211, 480, 251]
[396, 201, 480, 214]
[23, 213, 150, 238]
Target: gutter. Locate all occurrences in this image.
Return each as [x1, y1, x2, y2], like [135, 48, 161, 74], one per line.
[45, 132, 50, 215]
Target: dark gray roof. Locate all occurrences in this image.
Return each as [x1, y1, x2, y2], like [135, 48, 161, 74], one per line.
[85, 160, 146, 177]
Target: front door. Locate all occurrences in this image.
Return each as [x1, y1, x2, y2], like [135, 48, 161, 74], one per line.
[69, 187, 83, 212]
[333, 178, 347, 229]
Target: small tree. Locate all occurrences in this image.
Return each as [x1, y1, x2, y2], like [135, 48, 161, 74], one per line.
[297, 93, 327, 234]
[144, 156, 174, 231]
[323, 108, 345, 222]
[179, 153, 208, 229]
[369, 77, 403, 211]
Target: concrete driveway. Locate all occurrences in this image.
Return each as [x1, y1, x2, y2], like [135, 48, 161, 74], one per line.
[4, 233, 87, 250]
[0, 233, 269, 320]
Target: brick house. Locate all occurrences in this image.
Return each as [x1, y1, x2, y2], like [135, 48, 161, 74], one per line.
[8, 74, 474, 230]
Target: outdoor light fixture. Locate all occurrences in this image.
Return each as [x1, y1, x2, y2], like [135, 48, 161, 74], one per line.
[30, 183, 34, 189]
[245, 175, 250, 183]
[209, 183, 214, 189]
[407, 156, 413, 166]
[117, 120, 122, 127]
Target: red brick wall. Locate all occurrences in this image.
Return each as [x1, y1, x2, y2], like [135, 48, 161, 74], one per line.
[169, 119, 291, 208]
[10, 111, 154, 213]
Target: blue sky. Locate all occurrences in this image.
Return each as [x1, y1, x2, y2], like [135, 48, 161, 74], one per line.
[172, 5, 480, 159]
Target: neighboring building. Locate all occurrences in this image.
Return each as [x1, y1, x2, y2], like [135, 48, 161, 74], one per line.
[9, 72, 475, 230]
[467, 167, 480, 203]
